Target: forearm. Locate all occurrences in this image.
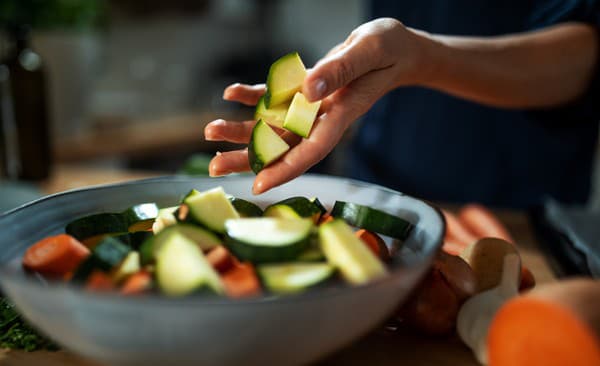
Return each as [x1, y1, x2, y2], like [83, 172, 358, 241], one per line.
[418, 23, 599, 109]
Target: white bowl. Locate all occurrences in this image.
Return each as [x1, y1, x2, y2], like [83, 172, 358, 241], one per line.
[0, 175, 443, 366]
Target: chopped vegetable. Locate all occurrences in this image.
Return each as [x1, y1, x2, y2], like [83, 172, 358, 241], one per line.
[264, 196, 324, 223]
[22, 234, 90, 278]
[121, 270, 153, 295]
[222, 262, 262, 298]
[206, 245, 236, 274]
[85, 271, 116, 291]
[330, 201, 413, 240]
[264, 52, 307, 108]
[282, 92, 321, 138]
[248, 119, 290, 173]
[185, 186, 240, 233]
[258, 262, 335, 294]
[254, 95, 288, 128]
[355, 229, 390, 261]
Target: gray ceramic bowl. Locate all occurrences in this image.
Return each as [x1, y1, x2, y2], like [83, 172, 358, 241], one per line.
[0, 175, 443, 366]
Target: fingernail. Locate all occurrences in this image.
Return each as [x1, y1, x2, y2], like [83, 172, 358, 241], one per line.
[312, 79, 327, 99]
[205, 131, 222, 141]
[252, 180, 264, 195]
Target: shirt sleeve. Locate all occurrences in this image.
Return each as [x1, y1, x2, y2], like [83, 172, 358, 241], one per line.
[526, 0, 600, 124]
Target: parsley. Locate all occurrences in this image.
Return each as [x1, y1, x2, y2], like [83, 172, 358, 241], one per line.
[0, 297, 58, 351]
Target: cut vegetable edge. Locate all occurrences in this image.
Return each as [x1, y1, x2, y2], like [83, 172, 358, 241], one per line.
[283, 92, 321, 138]
[258, 262, 335, 294]
[330, 201, 413, 240]
[255, 95, 288, 129]
[248, 120, 290, 174]
[264, 52, 307, 108]
[184, 186, 240, 233]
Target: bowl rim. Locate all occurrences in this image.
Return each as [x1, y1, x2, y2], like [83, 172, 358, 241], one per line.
[0, 174, 444, 307]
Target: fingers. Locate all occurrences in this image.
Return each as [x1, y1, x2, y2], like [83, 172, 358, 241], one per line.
[209, 149, 251, 177]
[302, 37, 382, 102]
[205, 119, 256, 144]
[223, 83, 266, 106]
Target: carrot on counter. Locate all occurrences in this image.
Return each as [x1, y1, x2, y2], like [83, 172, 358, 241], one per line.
[85, 271, 115, 291]
[441, 209, 478, 248]
[458, 204, 514, 243]
[222, 262, 261, 299]
[355, 229, 390, 261]
[22, 234, 90, 277]
[206, 245, 236, 274]
[488, 297, 600, 366]
[121, 270, 153, 295]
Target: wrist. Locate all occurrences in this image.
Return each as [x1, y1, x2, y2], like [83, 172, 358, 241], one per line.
[406, 28, 448, 87]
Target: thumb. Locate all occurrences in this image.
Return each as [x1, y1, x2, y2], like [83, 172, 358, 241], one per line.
[302, 43, 377, 102]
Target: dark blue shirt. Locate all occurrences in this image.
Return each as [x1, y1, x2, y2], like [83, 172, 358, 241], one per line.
[348, 0, 600, 208]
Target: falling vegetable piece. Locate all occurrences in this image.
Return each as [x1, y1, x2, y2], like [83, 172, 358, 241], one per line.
[22, 234, 90, 278]
[488, 279, 600, 366]
[458, 204, 514, 243]
[456, 254, 521, 364]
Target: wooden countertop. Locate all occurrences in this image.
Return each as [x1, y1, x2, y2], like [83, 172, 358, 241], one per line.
[0, 165, 557, 366]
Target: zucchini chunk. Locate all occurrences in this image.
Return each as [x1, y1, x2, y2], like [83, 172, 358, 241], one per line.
[156, 231, 223, 296]
[66, 213, 129, 242]
[140, 223, 222, 265]
[330, 201, 413, 240]
[264, 52, 307, 108]
[264, 196, 324, 223]
[319, 219, 387, 285]
[282, 92, 321, 138]
[184, 187, 240, 233]
[248, 120, 290, 174]
[224, 217, 313, 263]
[258, 262, 335, 294]
[152, 206, 179, 234]
[72, 236, 132, 283]
[229, 197, 263, 217]
[254, 95, 289, 129]
[121, 203, 159, 232]
[111, 251, 141, 284]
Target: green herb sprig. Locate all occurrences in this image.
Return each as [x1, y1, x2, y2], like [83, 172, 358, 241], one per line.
[0, 297, 58, 351]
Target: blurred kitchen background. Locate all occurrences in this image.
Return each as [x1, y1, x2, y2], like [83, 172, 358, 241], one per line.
[1, 0, 600, 210]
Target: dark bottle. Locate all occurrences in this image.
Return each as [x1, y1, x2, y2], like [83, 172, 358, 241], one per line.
[0, 24, 52, 181]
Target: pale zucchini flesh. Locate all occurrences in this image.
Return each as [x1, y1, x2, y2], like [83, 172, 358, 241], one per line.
[283, 92, 321, 138]
[265, 52, 307, 108]
[258, 262, 335, 293]
[185, 186, 240, 233]
[255, 95, 289, 129]
[248, 120, 290, 174]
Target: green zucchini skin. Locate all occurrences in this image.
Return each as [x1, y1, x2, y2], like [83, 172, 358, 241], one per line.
[66, 213, 129, 241]
[113, 231, 153, 250]
[264, 196, 323, 222]
[330, 201, 413, 240]
[72, 236, 132, 283]
[229, 197, 263, 217]
[224, 236, 310, 264]
[121, 203, 159, 232]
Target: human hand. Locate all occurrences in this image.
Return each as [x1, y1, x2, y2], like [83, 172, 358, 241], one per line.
[205, 18, 435, 194]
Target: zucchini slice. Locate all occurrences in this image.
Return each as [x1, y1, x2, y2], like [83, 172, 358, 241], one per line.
[282, 92, 321, 138]
[264, 196, 323, 223]
[254, 95, 289, 129]
[224, 217, 313, 263]
[121, 203, 159, 232]
[111, 251, 141, 284]
[140, 223, 222, 265]
[264, 52, 307, 108]
[296, 246, 326, 262]
[258, 262, 335, 294]
[248, 120, 290, 174]
[72, 236, 132, 283]
[229, 197, 263, 217]
[66, 213, 129, 242]
[155, 231, 223, 296]
[319, 219, 387, 285]
[184, 187, 240, 233]
[330, 201, 413, 240]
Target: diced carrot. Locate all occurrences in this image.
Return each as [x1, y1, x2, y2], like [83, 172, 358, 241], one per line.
[318, 213, 334, 225]
[207, 246, 235, 274]
[355, 229, 389, 260]
[458, 204, 514, 243]
[441, 209, 478, 247]
[121, 270, 153, 295]
[222, 262, 261, 299]
[22, 234, 90, 277]
[488, 297, 600, 366]
[519, 266, 536, 292]
[177, 204, 189, 221]
[85, 271, 115, 291]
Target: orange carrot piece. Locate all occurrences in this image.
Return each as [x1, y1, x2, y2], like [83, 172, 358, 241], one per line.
[318, 213, 334, 225]
[121, 270, 153, 295]
[519, 266, 536, 292]
[441, 209, 478, 247]
[22, 234, 90, 277]
[206, 246, 235, 274]
[85, 271, 115, 291]
[458, 204, 514, 243]
[488, 297, 600, 366]
[222, 262, 261, 299]
[355, 229, 389, 260]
